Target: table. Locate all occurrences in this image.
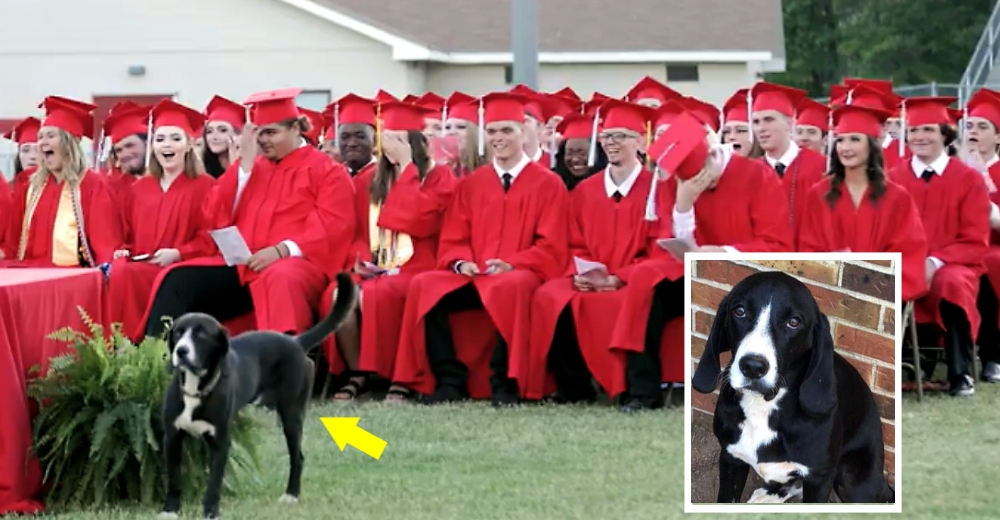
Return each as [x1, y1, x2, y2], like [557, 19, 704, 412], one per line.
[0, 268, 107, 515]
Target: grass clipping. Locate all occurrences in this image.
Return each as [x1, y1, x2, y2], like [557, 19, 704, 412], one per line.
[25, 308, 264, 511]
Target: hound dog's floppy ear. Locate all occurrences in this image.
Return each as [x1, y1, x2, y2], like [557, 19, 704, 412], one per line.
[693, 294, 732, 393]
[799, 312, 837, 416]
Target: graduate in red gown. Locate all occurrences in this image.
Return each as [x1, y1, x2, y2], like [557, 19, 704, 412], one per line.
[140, 88, 356, 339]
[0, 97, 121, 267]
[0, 178, 11, 250]
[797, 104, 929, 302]
[317, 101, 457, 401]
[392, 92, 569, 406]
[960, 88, 1000, 383]
[720, 90, 752, 156]
[413, 92, 446, 139]
[102, 102, 149, 202]
[888, 96, 991, 397]
[843, 78, 912, 172]
[108, 100, 215, 339]
[2, 117, 40, 190]
[609, 112, 792, 412]
[749, 82, 827, 247]
[525, 100, 656, 403]
[508, 85, 555, 168]
[441, 92, 487, 177]
[793, 97, 829, 154]
[325, 93, 378, 178]
[201, 95, 247, 179]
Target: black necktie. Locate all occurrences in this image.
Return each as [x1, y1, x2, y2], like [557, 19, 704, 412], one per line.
[612, 191, 623, 203]
[775, 162, 786, 178]
[921, 168, 934, 183]
[502, 173, 513, 192]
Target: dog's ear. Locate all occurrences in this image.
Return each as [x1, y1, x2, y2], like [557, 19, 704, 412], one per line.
[693, 294, 732, 393]
[799, 312, 837, 417]
[215, 325, 231, 354]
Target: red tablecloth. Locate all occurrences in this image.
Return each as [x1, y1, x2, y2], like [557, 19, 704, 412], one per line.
[0, 268, 108, 515]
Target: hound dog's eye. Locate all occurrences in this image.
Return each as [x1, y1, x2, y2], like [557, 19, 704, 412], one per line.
[787, 317, 801, 329]
[733, 305, 746, 318]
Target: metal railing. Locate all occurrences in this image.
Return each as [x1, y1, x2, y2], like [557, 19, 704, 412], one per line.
[813, 82, 979, 104]
[959, 0, 1000, 106]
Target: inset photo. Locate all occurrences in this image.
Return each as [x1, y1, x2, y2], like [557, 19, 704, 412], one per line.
[684, 253, 901, 513]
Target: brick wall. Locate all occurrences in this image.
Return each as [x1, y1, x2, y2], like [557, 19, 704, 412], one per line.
[690, 259, 897, 484]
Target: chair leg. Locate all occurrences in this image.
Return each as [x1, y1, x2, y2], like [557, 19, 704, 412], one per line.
[906, 302, 923, 403]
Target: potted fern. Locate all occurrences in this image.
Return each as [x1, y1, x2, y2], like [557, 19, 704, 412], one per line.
[26, 308, 263, 511]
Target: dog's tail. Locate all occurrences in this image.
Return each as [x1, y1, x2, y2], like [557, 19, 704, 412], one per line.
[294, 272, 357, 351]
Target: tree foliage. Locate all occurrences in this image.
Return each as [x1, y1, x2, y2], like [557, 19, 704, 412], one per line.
[766, 0, 995, 97]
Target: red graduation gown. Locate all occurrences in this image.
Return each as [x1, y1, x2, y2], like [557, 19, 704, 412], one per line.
[0, 170, 121, 267]
[392, 160, 569, 398]
[609, 155, 792, 381]
[0, 179, 11, 254]
[797, 177, 929, 301]
[979, 162, 1000, 323]
[882, 139, 911, 173]
[758, 146, 826, 249]
[12, 169, 32, 191]
[104, 168, 140, 237]
[140, 147, 356, 335]
[524, 169, 656, 400]
[109, 174, 215, 339]
[319, 163, 457, 377]
[889, 158, 990, 336]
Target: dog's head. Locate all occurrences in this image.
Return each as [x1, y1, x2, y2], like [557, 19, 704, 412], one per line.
[692, 271, 837, 416]
[168, 312, 231, 378]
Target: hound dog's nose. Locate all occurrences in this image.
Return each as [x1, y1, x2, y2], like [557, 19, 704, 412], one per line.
[739, 355, 770, 380]
[175, 346, 190, 358]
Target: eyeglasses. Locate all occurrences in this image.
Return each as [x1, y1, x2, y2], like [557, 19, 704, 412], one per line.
[599, 132, 639, 143]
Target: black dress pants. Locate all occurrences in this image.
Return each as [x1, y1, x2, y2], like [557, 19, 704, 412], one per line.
[424, 284, 512, 393]
[977, 275, 1000, 365]
[626, 278, 685, 402]
[143, 266, 254, 339]
[546, 307, 597, 400]
[941, 300, 974, 383]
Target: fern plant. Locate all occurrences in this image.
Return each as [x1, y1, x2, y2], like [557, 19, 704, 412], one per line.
[26, 307, 263, 511]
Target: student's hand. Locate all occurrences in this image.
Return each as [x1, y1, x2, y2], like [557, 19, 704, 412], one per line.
[925, 258, 938, 286]
[593, 275, 623, 292]
[113, 249, 131, 259]
[248, 245, 283, 272]
[457, 261, 480, 277]
[239, 123, 260, 167]
[150, 248, 182, 267]
[675, 169, 714, 213]
[485, 259, 512, 274]
[573, 275, 595, 292]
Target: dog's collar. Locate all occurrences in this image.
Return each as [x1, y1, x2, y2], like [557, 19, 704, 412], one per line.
[180, 368, 222, 398]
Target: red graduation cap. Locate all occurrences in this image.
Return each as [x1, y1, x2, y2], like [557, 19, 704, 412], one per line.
[39, 96, 97, 139]
[508, 84, 545, 121]
[104, 104, 150, 143]
[598, 99, 656, 135]
[555, 113, 593, 140]
[327, 93, 376, 128]
[832, 104, 890, 139]
[543, 93, 580, 121]
[205, 95, 247, 130]
[583, 93, 612, 117]
[109, 100, 141, 116]
[648, 111, 709, 181]
[653, 100, 686, 129]
[298, 106, 324, 144]
[380, 101, 432, 132]
[904, 96, 957, 127]
[723, 89, 749, 123]
[624, 76, 682, 105]
[683, 97, 721, 132]
[244, 88, 303, 126]
[3, 117, 41, 144]
[402, 94, 420, 103]
[482, 92, 528, 124]
[151, 99, 205, 137]
[843, 78, 894, 95]
[750, 82, 807, 118]
[795, 98, 830, 129]
[947, 108, 964, 125]
[551, 86, 581, 103]
[414, 92, 445, 114]
[374, 90, 399, 105]
[966, 88, 1000, 129]
[444, 91, 478, 123]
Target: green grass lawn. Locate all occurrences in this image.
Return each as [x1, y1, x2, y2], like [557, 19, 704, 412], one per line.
[40, 384, 1000, 520]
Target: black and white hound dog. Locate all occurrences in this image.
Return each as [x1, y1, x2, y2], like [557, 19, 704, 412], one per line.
[693, 271, 894, 504]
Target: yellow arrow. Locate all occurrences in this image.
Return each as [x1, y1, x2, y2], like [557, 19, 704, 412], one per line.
[320, 417, 387, 460]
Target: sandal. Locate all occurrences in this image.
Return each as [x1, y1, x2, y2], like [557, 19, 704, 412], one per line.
[384, 385, 414, 402]
[332, 377, 366, 401]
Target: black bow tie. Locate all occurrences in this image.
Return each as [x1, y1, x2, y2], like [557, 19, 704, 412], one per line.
[775, 162, 786, 178]
[501, 173, 513, 192]
[612, 191, 623, 202]
[920, 168, 934, 183]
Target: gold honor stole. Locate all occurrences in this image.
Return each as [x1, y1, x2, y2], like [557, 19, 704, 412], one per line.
[368, 203, 413, 269]
[19, 178, 94, 267]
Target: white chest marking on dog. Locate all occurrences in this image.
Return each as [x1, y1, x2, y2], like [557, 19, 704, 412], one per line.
[173, 368, 217, 437]
[727, 388, 811, 486]
[729, 302, 779, 390]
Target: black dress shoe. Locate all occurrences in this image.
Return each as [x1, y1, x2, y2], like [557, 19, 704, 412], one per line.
[982, 361, 1000, 383]
[949, 374, 975, 397]
[491, 388, 520, 407]
[620, 396, 664, 413]
[421, 386, 468, 405]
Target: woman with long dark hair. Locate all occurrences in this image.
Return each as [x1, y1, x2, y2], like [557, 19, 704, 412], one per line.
[2, 117, 40, 189]
[798, 104, 928, 299]
[200, 95, 245, 178]
[318, 101, 457, 401]
[552, 113, 606, 190]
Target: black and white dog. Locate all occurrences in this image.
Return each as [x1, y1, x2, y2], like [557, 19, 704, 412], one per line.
[159, 272, 357, 519]
[693, 271, 894, 504]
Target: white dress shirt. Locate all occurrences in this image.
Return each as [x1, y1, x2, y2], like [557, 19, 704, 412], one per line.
[765, 140, 800, 172]
[911, 153, 951, 269]
[603, 163, 642, 198]
[235, 139, 309, 258]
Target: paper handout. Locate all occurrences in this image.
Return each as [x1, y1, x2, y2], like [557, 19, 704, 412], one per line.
[655, 237, 698, 261]
[209, 226, 253, 266]
[574, 257, 609, 277]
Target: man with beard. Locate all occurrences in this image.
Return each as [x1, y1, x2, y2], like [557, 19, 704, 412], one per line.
[102, 103, 152, 233]
[327, 93, 377, 177]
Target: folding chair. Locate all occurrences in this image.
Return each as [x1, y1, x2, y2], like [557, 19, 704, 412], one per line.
[902, 300, 978, 403]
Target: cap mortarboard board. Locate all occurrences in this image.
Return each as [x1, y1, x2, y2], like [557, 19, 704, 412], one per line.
[297, 106, 324, 144]
[109, 100, 141, 116]
[832, 104, 890, 138]
[795, 98, 830, 129]
[402, 94, 420, 104]
[39, 96, 97, 139]
[508, 84, 545, 121]
[481, 92, 529, 125]
[555, 113, 593, 140]
[205, 95, 247, 130]
[903, 96, 958, 127]
[103, 104, 150, 143]
[444, 91, 478, 123]
[965, 88, 1000, 129]
[551, 87, 582, 103]
[750, 82, 807, 118]
[3, 117, 41, 144]
[329, 93, 376, 128]
[653, 100, 686, 130]
[244, 88, 303, 126]
[625, 76, 682, 106]
[722, 89, 749, 123]
[648, 111, 709, 181]
[151, 99, 205, 137]
[542, 93, 579, 121]
[843, 78, 894, 96]
[583, 93, 612, 117]
[598, 99, 656, 135]
[414, 92, 446, 115]
[380, 101, 433, 132]
[682, 97, 722, 132]
[947, 108, 964, 125]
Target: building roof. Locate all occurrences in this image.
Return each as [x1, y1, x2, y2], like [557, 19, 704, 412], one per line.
[275, 0, 785, 64]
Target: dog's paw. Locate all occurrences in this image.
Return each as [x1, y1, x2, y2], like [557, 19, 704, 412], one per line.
[748, 487, 790, 504]
[157, 512, 179, 519]
[278, 494, 299, 505]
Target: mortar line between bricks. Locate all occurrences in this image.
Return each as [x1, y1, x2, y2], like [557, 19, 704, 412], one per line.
[692, 277, 737, 292]
[838, 261, 844, 286]
[836, 348, 892, 365]
[878, 304, 885, 332]
[840, 259, 897, 275]
[829, 316, 896, 340]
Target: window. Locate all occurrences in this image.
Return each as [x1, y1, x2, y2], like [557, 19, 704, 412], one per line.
[296, 90, 331, 111]
[666, 65, 700, 82]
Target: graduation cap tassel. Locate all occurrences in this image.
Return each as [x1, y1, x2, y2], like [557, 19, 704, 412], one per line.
[587, 107, 600, 167]
[825, 110, 834, 173]
[375, 102, 383, 157]
[746, 90, 754, 144]
[477, 98, 486, 158]
[143, 112, 153, 170]
[644, 172, 658, 222]
[645, 120, 653, 170]
[898, 102, 906, 158]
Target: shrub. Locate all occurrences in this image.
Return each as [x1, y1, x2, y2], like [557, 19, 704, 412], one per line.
[26, 308, 263, 511]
